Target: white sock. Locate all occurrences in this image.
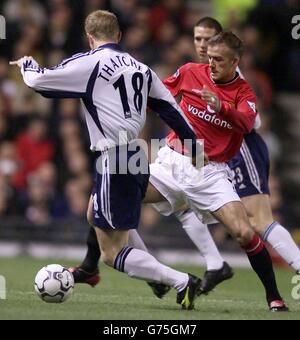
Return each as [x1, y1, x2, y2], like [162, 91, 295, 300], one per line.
[262, 221, 300, 272]
[176, 209, 224, 271]
[128, 229, 148, 252]
[115, 247, 188, 292]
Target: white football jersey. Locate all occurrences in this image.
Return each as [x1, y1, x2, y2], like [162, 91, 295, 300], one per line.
[20, 43, 195, 151]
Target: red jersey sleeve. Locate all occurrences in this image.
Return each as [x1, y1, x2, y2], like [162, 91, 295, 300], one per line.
[163, 64, 188, 97]
[219, 84, 257, 134]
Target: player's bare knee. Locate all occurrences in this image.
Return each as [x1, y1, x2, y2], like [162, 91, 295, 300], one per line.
[230, 218, 254, 244]
[251, 223, 262, 235]
[237, 227, 254, 245]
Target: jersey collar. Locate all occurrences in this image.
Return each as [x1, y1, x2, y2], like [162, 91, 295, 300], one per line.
[210, 72, 240, 86]
[95, 43, 123, 52]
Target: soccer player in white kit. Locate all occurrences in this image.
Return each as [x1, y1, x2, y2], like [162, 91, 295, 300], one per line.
[11, 10, 203, 310]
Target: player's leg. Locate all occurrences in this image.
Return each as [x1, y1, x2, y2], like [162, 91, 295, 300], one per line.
[70, 177, 177, 298]
[94, 226, 185, 287]
[94, 226, 202, 310]
[146, 164, 227, 273]
[149, 148, 233, 292]
[231, 131, 300, 273]
[174, 208, 233, 294]
[128, 225, 172, 299]
[144, 161, 202, 306]
[71, 189, 172, 296]
[93, 146, 202, 310]
[69, 157, 164, 286]
[242, 194, 300, 273]
[69, 196, 101, 286]
[186, 161, 287, 311]
[82, 195, 101, 271]
[212, 201, 288, 311]
[70, 145, 165, 286]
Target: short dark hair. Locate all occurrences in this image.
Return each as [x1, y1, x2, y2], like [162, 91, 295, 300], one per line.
[194, 17, 223, 34]
[208, 31, 243, 57]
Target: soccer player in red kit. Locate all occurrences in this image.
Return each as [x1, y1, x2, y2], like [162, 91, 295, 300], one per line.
[193, 17, 300, 288]
[175, 17, 300, 307]
[147, 32, 287, 310]
[165, 61, 255, 163]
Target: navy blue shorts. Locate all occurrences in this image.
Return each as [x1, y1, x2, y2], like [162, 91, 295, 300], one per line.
[228, 130, 270, 197]
[91, 144, 150, 230]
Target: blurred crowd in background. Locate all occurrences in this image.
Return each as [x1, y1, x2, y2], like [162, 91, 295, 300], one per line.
[0, 0, 300, 249]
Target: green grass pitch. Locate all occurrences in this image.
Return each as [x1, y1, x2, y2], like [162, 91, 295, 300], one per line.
[0, 257, 300, 320]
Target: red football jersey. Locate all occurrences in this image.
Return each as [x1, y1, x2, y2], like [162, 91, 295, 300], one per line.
[164, 63, 257, 162]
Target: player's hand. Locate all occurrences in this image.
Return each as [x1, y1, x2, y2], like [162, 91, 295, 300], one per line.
[201, 85, 221, 112]
[9, 56, 29, 68]
[9, 56, 38, 69]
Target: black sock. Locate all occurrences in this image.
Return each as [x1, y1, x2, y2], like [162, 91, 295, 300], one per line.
[81, 227, 101, 273]
[243, 235, 282, 303]
[247, 247, 282, 303]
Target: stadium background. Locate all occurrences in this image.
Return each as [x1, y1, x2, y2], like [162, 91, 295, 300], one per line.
[0, 0, 300, 263]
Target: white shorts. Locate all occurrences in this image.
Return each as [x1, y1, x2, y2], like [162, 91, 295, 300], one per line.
[149, 146, 240, 224]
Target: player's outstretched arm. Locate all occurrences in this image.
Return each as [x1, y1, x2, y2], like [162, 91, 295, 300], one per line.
[10, 53, 94, 99]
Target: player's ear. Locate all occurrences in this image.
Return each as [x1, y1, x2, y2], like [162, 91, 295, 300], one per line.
[232, 56, 239, 67]
[87, 33, 94, 49]
[117, 31, 122, 43]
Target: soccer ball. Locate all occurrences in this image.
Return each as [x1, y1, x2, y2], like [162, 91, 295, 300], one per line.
[34, 264, 74, 303]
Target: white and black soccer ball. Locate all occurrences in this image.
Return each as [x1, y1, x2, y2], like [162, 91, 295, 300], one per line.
[34, 264, 74, 303]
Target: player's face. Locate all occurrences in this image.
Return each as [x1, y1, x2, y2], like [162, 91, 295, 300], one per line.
[207, 44, 239, 82]
[194, 26, 217, 64]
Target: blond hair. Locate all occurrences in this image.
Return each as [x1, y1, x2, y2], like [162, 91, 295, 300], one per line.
[85, 10, 120, 41]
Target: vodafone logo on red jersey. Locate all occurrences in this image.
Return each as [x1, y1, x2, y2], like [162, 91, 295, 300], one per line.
[188, 104, 232, 130]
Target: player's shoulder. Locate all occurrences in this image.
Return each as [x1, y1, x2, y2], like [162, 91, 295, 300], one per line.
[237, 77, 256, 95]
[71, 44, 116, 59]
[56, 48, 104, 69]
[57, 51, 91, 67]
